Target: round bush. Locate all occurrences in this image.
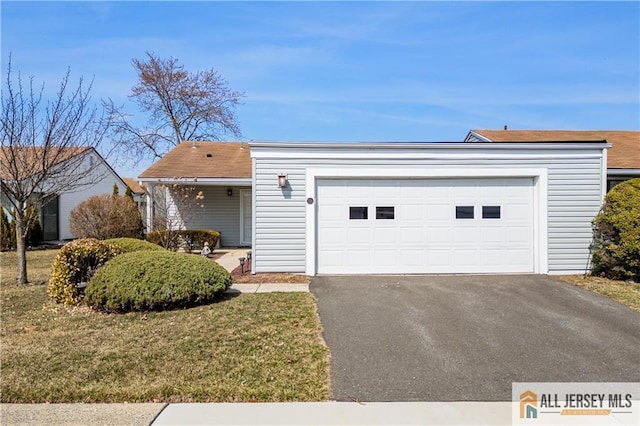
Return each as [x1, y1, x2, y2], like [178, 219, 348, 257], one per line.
[105, 237, 166, 254]
[48, 238, 121, 305]
[85, 251, 232, 312]
[591, 178, 640, 281]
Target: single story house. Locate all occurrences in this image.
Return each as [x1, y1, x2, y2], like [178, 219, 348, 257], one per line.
[464, 129, 639, 191]
[138, 141, 252, 247]
[1, 147, 128, 241]
[141, 139, 609, 276]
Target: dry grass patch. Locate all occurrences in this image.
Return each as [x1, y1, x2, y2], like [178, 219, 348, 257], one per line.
[557, 275, 640, 312]
[0, 250, 330, 403]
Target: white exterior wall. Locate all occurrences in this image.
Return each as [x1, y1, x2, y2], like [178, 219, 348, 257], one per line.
[180, 185, 251, 247]
[251, 143, 608, 275]
[149, 184, 251, 247]
[59, 154, 127, 240]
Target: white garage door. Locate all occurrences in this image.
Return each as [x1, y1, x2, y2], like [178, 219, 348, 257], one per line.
[317, 178, 535, 274]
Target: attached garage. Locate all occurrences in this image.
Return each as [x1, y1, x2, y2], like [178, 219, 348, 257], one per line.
[317, 177, 534, 274]
[250, 141, 608, 276]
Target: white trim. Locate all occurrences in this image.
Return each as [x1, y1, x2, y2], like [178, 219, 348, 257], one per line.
[601, 148, 608, 200]
[306, 167, 548, 276]
[251, 158, 257, 273]
[253, 150, 604, 161]
[239, 189, 252, 246]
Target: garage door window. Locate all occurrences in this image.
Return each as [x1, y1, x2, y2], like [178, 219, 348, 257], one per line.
[349, 206, 368, 220]
[482, 206, 501, 219]
[455, 206, 474, 219]
[376, 206, 395, 219]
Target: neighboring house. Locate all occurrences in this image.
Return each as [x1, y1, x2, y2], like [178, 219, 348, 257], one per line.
[138, 141, 252, 247]
[1, 147, 128, 241]
[464, 129, 640, 191]
[122, 177, 148, 228]
[141, 139, 609, 276]
[250, 141, 608, 276]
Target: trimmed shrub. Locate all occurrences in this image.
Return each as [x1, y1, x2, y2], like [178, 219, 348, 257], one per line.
[85, 250, 232, 312]
[48, 238, 121, 305]
[147, 229, 220, 252]
[105, 237, 166, 254]
[591, 178, 640, 281]
[70, 194, 144, 240]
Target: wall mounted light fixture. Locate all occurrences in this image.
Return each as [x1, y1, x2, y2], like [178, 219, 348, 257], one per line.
[277, 173, 288, 188]
[227, 188, 233, 197]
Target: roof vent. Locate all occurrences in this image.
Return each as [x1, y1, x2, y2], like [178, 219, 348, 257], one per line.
[504, 125, 508, 130]
[206, 153, 213, 158]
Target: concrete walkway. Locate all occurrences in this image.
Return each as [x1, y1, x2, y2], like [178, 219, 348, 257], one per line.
[1, 401, 513, 425]
[213, 248, 251, 273]
[214, 248, 309, 293]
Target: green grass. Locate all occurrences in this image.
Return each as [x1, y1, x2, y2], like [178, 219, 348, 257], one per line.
[557, 275, 640, 312]
[0, 250, 330, 402]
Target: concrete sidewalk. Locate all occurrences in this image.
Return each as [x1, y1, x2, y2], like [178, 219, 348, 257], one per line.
[1, 401, 513, 425]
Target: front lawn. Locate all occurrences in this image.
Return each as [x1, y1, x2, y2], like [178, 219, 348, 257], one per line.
[0, 250, 330, 402]
[557, 275, 640, 312]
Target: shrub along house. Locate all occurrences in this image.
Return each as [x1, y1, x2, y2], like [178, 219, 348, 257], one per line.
[141, 139, 610, 276]
[138, 141, 252, 247]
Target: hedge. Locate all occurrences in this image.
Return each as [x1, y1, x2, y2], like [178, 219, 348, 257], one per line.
[591, 178, 640, 281]
[147, 229, 220, 252]
[104, 237, 166, 254]
[85, 250, 232, 312]
[48, 238, 121, 305]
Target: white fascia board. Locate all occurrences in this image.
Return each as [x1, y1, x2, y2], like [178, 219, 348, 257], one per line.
[305, 167, 549, 276]
[138, 177, 252, 186]
[250, 141, 610, 155]
[251, 148, 608, 161]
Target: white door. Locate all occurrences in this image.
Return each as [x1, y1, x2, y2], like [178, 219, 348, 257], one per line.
[317, 178, 534, 274]
[240, 190, 252, 246]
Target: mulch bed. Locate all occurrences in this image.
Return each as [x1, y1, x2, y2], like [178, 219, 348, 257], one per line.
[230, 263, 309, 284]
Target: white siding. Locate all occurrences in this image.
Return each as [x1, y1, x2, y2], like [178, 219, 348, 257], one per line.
[252, 145, 606, 275]
[174, 185, 251, 247]
[59, 155, 126, 240]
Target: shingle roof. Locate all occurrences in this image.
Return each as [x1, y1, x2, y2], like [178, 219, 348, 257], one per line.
[0, 147, 90, 179]
[470, 130, 639, 169]
[122, 177, 145, 194]
[138, 141, 252, 179]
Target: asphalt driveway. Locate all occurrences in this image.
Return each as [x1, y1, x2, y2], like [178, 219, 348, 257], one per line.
[311, 275, 640, 402]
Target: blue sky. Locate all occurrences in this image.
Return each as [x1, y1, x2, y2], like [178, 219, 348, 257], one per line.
[2, 1, 639, 177]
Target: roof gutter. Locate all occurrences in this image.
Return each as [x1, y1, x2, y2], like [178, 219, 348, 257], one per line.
[137, 177, 252, 186]
[249, 141, 611, 150]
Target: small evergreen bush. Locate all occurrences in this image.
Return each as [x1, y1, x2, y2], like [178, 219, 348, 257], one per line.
[147, 229, 220, 251]
[0, 208, 14, 251]
[591, 178, 640, 281]
[105, 237, 166, 254]
[48, 238, 121, 305]
[85, 251, 232, 312]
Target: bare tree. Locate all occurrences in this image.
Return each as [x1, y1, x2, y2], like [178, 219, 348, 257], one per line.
[106, 52, 244, 163]
[148, 183, 204, 250]
[0, 56, 112, 285]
